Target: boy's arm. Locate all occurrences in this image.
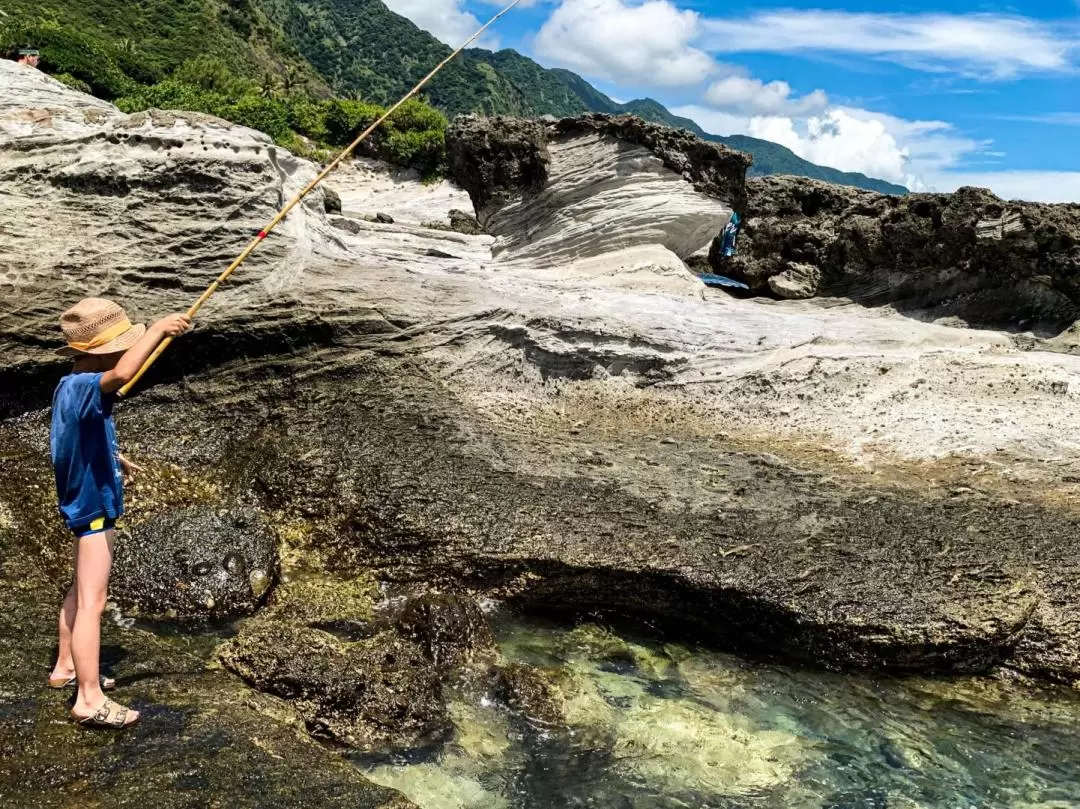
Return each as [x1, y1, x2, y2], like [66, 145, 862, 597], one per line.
[100, 314, 191, 394]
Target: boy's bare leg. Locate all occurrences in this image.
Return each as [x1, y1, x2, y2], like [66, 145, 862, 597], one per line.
[49, 572, 78, 682]
[70, 530, 137, 722]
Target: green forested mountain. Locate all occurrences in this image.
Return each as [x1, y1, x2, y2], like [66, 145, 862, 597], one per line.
[0, 0, 907, 193]
[0, 0, 326, 98]
[255, 0, 531, 116]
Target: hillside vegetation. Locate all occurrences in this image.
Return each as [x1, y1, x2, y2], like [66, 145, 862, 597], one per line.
[0, 0, 907, 193]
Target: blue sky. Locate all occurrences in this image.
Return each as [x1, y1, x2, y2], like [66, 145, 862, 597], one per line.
[383, 0, 1080, 200]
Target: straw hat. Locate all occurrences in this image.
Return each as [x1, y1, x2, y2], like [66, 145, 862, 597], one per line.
[56, 298, 145, 357]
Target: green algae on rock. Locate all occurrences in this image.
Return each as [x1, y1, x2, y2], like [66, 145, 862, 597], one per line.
[111, 504, 279, 621]
[218, 591, 499, 753]
[220, 621, 452, 752]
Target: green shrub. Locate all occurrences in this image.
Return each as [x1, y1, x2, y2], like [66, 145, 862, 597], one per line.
[0, 20, 136, 98]
[286, 98, 329, 142]
[174, 55, 258, 97]
[115, 79, 229, 118]
[53, 73, 93, 94]
[226, 95, 292, 144]
[321, 98, 384, 146]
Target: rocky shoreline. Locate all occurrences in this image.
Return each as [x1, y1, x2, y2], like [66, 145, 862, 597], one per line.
[6, 59, 1080, 805]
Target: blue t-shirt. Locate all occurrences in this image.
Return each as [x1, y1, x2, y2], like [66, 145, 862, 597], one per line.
[50, 372, 124, 528]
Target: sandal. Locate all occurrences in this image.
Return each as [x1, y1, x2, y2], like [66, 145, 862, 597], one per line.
[71, 698, 139, 729]
[48, 674, 116, 691]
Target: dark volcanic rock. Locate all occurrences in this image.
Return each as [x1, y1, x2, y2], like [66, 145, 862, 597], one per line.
[220, 622, 451, 752]
[448, 208, 483, 235]
[111, 505, 277, 621]
[219, 591, 496, 751]
[323, 186, 342, 215]
[391, 592, 495, 669]
[728, 176, 1080, 330]
[445, 115, 549, 220]
[494, 662, 566, 726]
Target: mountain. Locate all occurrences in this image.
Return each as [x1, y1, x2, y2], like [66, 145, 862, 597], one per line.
[245, 0, 908, 194]
[256, 0, 532, 116]
[0, 0, 326, 98]
[1, 0, 907, 194]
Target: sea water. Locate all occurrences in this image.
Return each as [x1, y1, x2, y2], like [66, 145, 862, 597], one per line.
[356, 612, 1080, 809]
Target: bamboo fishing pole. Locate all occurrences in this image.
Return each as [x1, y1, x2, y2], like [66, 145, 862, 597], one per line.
[118, 0, 524, 397]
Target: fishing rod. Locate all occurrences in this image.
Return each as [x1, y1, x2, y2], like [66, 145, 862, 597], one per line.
[118, 0, 524, 397]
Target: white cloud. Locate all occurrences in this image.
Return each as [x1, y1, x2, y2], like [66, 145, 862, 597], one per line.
[701, 11, 1074, 78]
[382, 0, 496, 48]
[748, 110, 918, 186]
[534, 0, 715, 87]
[704, 75, 828, 116]
[922, 171, 1080, 202]
[672, 103, 1080, 202]
[671, 103, 985, 191]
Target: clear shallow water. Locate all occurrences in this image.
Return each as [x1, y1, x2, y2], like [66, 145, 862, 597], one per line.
[356, 612, 1080, 809]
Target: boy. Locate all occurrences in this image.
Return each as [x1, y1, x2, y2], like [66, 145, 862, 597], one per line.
[49, 297, 190, 729]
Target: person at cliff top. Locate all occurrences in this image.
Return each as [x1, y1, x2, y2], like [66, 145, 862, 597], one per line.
[12, 47, 40, 68]
[49, 298, 191, 729]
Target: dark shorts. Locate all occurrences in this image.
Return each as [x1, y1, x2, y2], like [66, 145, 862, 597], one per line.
[71, 517, 117, 538]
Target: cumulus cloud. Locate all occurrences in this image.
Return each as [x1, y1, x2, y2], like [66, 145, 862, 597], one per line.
[534, 0, 715, 87]
[671, 103, 987, 191]
[702, 11, 1073, 78]
[704, 75, 828, 116]
[383, 0, 494, 47]
[921, 171, 1080, 202]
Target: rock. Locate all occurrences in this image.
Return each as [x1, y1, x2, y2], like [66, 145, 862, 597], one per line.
[221, 622, 451, 753]
[768, 262, 822, 299]
[0, 463, 414, 807]
[447, 208, 482, 235]
[391, 592, 495, 669]
[444, 115, 548, 220]
[111, 505, 278, 621]
[424, 248, 459, 259]
[735, 175, 1080, 329]
[219, 591, 495, 751]
[375, 212, 395, 224]
[493, 662, 566, 725]
[323, 186, 342, 215]
[446, 113, 746, 268]
[10, 61, 1080, 690]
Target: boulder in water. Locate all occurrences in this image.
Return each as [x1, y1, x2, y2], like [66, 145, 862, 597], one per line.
[220, 621, 451, 752]
[219, 590, 496, 752]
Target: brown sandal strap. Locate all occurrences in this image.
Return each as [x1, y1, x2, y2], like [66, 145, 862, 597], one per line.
[82, 698, 131, 727]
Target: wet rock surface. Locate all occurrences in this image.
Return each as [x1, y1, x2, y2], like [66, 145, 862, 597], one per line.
[220, 621, 452, 752]
[218, 589, 497, 752]
[8, 59, 1080, 807]
[732, 176, 1080, 330]
[0, 487, 413, 808]
[111, 505, 278, 621]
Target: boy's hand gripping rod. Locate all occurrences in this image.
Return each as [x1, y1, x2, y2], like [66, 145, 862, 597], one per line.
[118, 0, 523, 398]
